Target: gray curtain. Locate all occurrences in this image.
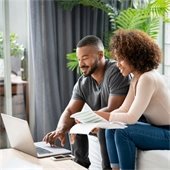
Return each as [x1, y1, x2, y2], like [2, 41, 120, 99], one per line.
[29, 0, 113, 148]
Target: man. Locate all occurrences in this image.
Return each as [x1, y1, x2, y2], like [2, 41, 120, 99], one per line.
[43, 35, 131, 169]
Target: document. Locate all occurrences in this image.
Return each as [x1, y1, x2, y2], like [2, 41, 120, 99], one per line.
[69, 103, 127, 134]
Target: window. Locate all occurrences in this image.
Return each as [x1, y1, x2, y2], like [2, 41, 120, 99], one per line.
[0, 0, 29, 149]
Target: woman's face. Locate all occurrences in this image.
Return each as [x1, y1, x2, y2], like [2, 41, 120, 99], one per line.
[116, 57, 134, 77]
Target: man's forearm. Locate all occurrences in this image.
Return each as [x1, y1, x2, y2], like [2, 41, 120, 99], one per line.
[56, 110, 75, 133]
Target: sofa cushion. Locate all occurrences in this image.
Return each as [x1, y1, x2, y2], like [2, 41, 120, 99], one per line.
[88, 135, 170, 170]
[136, 150, 170, 170]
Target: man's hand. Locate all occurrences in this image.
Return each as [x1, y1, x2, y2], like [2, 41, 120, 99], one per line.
[91, 128, 100, 134]
[43, 129, 66, 147]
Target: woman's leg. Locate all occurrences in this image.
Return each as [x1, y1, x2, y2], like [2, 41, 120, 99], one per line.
[105, 129, 120, 169]
[115, 122, 170, 170]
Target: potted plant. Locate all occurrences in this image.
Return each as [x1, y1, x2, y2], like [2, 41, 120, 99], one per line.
[59, 0, 170, 74]
[0, 32, 24, 77]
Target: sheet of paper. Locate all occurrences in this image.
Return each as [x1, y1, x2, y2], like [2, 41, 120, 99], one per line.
[69, 123, 97, 134]
[69, 122, 127, 134]
[70, 103, 107, 123]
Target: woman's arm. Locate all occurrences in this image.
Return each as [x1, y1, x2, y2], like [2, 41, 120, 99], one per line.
[109, 74, 155, 124]
[95, 83, 134, 120]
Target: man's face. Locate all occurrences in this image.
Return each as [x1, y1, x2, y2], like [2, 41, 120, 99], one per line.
[76, 46, 100, 76]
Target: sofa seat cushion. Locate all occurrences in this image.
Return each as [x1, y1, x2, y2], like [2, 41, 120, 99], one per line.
[88, 135, 170, 170]
[136, 150, 170, 170]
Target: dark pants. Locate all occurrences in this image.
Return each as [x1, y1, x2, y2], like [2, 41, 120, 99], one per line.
[71, 129, 111, 170]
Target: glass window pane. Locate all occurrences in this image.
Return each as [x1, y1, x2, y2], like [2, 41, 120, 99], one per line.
[0, 0, 29, 149]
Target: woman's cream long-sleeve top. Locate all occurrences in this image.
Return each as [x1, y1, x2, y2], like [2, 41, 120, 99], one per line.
[110, 70, 170, 125]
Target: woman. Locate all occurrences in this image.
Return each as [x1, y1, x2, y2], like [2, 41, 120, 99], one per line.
[96, 29, 170, 170]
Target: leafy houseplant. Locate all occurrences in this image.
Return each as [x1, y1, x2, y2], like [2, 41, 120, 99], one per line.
[59, 0, 170, 74]
[0, 32, 24, 77]
[0, 32, 24, 59]
[114, 0, 170, 39]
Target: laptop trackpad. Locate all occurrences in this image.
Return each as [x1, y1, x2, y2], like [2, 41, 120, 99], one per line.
[35, 146, 52, 154]
[34, 141, 71, 157]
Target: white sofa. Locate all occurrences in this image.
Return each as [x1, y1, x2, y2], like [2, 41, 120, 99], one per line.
[88, 135, 170, 170]
[88, 75, 170, 170]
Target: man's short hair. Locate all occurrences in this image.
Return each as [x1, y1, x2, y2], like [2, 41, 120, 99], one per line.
[77, 35, 104, 51]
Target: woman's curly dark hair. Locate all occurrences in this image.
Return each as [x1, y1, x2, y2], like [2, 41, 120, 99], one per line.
[110, 29, 162, 73]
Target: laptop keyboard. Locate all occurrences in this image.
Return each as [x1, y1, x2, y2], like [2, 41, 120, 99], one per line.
[36, 146, 52, 154]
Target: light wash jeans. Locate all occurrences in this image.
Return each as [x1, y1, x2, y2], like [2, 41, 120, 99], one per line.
[105, 122, 170, 170]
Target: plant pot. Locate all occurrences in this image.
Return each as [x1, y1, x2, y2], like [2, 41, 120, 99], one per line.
[11, 56, 21, 76]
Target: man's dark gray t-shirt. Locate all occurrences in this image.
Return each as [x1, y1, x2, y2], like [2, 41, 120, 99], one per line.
[71, 59, 131, 111]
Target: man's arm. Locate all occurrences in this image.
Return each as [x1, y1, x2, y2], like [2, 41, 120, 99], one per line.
[43, 99, 84, 146]
[57, 99, 85, 132]
[96, 95, 126, 120]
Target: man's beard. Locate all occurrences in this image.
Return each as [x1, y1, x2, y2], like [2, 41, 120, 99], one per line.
[83, 60, 98, 77]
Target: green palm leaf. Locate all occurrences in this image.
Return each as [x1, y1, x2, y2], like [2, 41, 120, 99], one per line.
[116, 8, 149, 30]
[148, 0, 170, 18]
[66, 52, 81, 74]
[66, 52, 78, 70]
[141, 18, 160, 39]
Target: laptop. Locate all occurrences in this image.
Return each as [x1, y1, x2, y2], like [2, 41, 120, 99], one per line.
[1, 113, 71, 158]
